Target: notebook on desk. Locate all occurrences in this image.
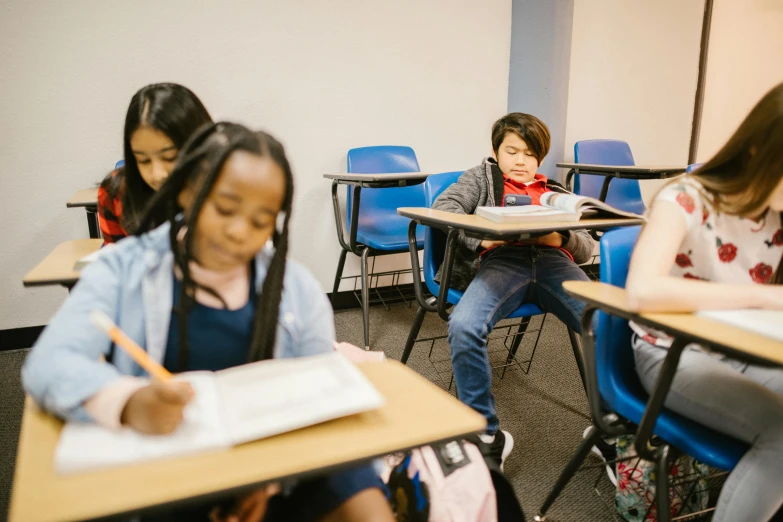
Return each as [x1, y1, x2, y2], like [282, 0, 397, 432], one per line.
[697, 309, 783, 342]
[55, 352, 385, 474]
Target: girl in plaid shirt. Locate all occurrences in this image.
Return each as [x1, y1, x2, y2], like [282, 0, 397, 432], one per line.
[98, 83, 212, 244]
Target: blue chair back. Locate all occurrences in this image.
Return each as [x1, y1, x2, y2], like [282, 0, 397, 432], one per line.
[686, 163, 702, 174]
[345, 146, 424, 237]
[423, 172, 466, 304]
[597, 227, 747, 469]
[597, 226, 645, 408]
[574, 140, 645, 214]
[115, 159, 125, 169]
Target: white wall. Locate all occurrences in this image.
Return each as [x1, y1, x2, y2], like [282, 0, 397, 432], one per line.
[563, 0, 704, 202]
[0, 0, 512, 330]
[508, 0, 574, 181]
[697, 0, 783, 161]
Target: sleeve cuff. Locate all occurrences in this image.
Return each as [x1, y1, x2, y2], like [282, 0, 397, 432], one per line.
[83, 376, 149, 429]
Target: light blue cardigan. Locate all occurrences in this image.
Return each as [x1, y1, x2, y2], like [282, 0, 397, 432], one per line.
[22, 223, 335, 423]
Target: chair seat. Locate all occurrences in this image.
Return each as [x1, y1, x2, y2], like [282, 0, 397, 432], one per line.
[425, 279, 543, 318]
[613, 389, 747, 471]
[354, 210, 424, 251]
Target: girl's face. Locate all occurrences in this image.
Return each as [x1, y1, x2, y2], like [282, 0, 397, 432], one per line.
[178, 150, 286, 272]
[130, 126, 178, 191]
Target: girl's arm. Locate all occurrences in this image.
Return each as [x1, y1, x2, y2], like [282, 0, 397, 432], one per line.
[285, 261, 336, 356]
[626, 200, 782, 312]
[21, 254, 128, 421]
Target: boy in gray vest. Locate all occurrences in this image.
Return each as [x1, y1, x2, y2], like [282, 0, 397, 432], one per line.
[433, 113, 594, 468]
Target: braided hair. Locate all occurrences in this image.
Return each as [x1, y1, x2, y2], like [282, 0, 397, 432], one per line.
[135, 122, 294, 369]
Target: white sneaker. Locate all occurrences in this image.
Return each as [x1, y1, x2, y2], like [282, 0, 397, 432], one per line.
[583, 426, 617, 487]
[481, 430, 515, 472]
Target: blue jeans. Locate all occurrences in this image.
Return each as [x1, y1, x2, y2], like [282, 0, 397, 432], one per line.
[448, 245, 590, 434]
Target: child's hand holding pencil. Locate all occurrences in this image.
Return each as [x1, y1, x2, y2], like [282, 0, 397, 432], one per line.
[92, 311, 194, 435]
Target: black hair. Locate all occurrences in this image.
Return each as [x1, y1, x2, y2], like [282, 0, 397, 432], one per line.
[136, 122, 294, 368]
[100, 83, 213, 234]
[491, 112, 551, 164]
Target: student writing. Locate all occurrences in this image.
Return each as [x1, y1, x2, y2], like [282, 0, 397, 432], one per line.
[23, 122, 393, 522]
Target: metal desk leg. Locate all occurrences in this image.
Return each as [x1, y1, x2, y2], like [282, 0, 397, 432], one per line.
[634, 338, 687, 460]
[436, 229, 460, 322]
[565, 169, 576, 192]
[86, 208, 100, 239]
[598, 176, 613, 202]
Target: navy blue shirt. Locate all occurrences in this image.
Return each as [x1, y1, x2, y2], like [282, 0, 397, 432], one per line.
[164, 273, 256, 373]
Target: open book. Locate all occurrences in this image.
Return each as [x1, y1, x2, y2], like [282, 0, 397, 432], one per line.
[697, 309, 783, 342]
[54, 352, 385, 474]
[476, 192, 642, 224]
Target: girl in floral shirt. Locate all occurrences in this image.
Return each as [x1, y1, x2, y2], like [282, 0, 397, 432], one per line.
[626, 81, 783, 522]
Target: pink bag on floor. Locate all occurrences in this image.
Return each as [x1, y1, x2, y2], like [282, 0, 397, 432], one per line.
[384, 440, 497, 522]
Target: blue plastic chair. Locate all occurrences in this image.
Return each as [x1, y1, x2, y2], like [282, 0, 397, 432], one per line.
[401, 172, 546, 375]
[536, 226, 747, 521]
[573, 140, 646, 215]
[331, 146, 426, 348]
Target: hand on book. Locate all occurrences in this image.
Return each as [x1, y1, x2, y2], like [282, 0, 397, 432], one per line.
[210, 483, 281, 522]
[120, 380, 195, 435]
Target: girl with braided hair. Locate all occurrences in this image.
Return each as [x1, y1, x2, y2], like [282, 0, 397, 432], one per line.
[23, 122, 394, 522]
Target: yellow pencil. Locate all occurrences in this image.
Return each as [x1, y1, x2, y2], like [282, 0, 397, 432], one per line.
[91, 311, 172, 381]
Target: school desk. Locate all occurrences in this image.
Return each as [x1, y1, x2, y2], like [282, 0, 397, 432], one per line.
[324, 172, 434, 348]
[396, 207, 644, 396]
[555, 163, 686, 203]
[9, 360, 485, 522]
[67, 187, 100, 239]
[562, 280, 783, 469]
[22, 239, 102, 290]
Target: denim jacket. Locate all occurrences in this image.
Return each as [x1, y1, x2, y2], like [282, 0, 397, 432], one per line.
[22, 222, 335, 423]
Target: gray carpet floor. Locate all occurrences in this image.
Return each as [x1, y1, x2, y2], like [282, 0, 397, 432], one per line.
[0, 304, 616, 521]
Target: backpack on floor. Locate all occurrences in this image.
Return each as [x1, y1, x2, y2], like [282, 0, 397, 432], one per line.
[614, 435, 710, 522]
[382, 437, 525, 522]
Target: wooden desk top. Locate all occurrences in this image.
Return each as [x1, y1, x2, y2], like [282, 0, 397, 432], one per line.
[9, 361, 485, 522]
[563, 281, 783, 367]
[22, 239, 102, 287]
[397, 207, 643, 240]
[556, 163, 685, 179]
[66, 187, 99, 208]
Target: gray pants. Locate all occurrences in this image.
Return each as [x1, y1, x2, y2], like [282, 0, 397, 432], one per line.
[633, 337, 783, 522]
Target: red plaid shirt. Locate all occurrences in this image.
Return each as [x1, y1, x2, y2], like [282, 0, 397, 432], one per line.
[97, 171, 128, 244]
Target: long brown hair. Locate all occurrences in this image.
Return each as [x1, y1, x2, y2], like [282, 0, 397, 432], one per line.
[690, 82, 783, 215]
[687, 81, 783, 283]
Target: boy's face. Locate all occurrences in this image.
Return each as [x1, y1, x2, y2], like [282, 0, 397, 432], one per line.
[493, 132, 540, 183]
